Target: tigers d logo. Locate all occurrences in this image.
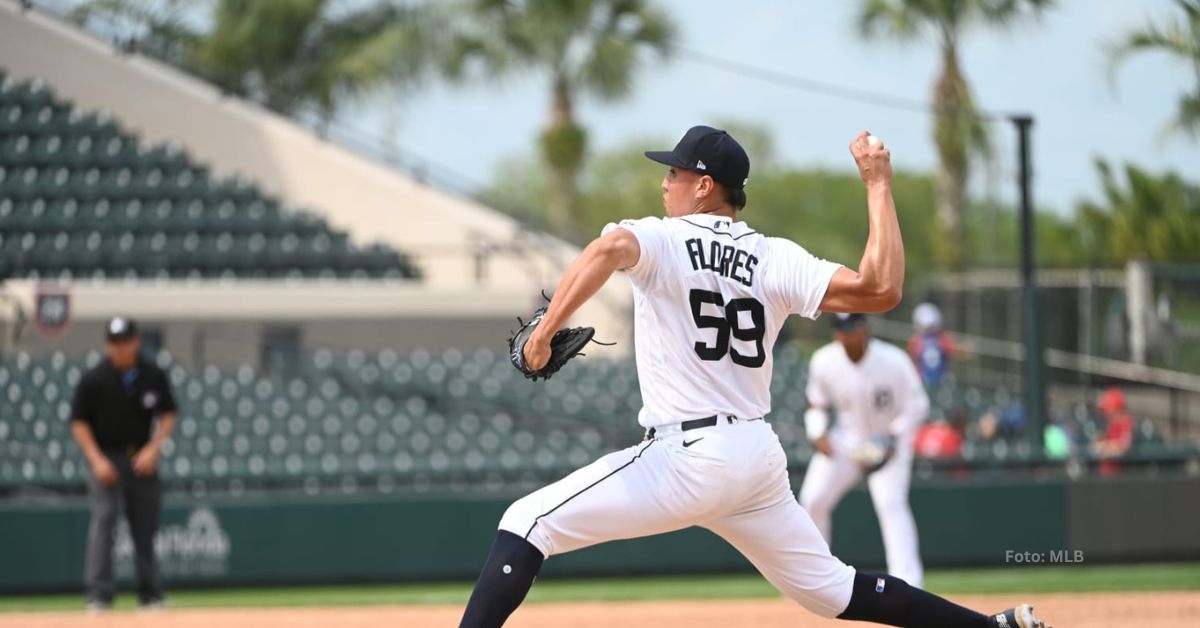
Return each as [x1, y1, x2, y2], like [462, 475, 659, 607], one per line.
[34, 287, 72, 340]
[872, 388, 894, 411]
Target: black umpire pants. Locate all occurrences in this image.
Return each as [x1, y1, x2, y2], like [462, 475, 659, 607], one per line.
[85, 448, 163, 604]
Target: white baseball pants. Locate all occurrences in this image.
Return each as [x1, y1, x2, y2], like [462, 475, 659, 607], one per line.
[498, 418, 857, 618]
[798, 437, 924, 587]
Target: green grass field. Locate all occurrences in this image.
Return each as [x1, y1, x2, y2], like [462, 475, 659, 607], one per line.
[1, 563, 1197, 613]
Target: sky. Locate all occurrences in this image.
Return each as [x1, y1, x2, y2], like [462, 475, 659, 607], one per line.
[352, 0, 1197, 215]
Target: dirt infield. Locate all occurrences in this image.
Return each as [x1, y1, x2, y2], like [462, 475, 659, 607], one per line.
[2, 591, 1197, 628]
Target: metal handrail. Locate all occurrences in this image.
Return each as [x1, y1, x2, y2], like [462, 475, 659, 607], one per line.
[868, 317, 1200, 394]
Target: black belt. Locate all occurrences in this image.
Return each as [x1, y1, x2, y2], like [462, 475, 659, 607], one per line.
[682, 416, 720, 431]
[645, 415, 762, 440]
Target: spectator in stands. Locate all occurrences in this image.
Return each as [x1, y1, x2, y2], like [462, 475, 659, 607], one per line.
[976, 408, 999, 443]
[914, 413, 964, 459]
[70, 318, 176, 612]
[1043, 413, 1075, 460]
[977, 399, 1026, 443]
[1091, 387, 1134, 476]
[907, 303, 957, 388]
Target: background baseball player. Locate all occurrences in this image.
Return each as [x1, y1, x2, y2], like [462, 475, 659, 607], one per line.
[460, 125, 1048, 628]
[799, 312, 930, 586]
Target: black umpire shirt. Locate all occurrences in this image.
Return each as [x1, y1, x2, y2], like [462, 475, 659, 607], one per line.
[71, 358, 177, 452]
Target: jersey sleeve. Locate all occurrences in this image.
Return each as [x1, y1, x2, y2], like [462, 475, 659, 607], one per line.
[155, 368, 178, 414]
[890, 350, 930, 440]
[601, 217, 671, 288]
[805, 351, 831, 408]
[70, 372, 96, 425]
[764, 238, 842, 320]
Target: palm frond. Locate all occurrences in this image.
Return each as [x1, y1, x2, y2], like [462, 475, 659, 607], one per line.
[1110, 23, 1199, 70]
[974, 0, 1055, 29]
[1107, 0, 1200, 142]
[580, 37, 635, 101]
[857, 0, 923, 40]
[1164, 91, 1200, 139]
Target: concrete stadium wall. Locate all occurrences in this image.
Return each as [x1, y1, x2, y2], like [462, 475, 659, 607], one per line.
[12, 317, 516, 370]
[0, 1, 634, 354]
[0, 279, 530, 368]
[3, 477, 1197, 593]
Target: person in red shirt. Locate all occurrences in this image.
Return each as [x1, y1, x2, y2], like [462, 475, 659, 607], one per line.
[1091, 388, 1134, 476]
[914, 417, 964, 459]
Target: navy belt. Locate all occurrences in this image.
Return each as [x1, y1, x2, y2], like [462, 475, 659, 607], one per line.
[645, 414, 762, 440]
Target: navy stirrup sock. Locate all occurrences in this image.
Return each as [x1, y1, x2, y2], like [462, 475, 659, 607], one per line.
[837, 571, 991, 628]
[458, 531, 545, 628]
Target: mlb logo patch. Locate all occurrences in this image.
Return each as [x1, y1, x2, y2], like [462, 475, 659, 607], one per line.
[875, 577, 886, 593]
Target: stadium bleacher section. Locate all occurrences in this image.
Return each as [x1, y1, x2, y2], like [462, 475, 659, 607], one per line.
[1, 347, 1188, 498]
[0, 70, 420, 280]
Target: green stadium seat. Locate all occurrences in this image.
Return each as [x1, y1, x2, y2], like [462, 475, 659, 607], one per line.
[69, 167, 104, 201]
[0, 105, 22, 134]
[0, 134, 30, 162]
[30, 134, 65, 165]
[31, 348, 1199, 493]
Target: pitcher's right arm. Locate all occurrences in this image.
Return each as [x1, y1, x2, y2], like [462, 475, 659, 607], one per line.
[820, 131, 903, 314]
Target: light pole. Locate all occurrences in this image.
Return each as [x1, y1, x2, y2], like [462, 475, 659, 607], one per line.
[1012, 114, 1046, 453]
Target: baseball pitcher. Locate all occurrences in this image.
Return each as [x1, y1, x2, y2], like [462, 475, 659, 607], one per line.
[460, 126, 1049, 628]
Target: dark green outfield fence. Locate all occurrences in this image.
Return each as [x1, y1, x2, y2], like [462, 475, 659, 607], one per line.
[2, 477, 1198, 593]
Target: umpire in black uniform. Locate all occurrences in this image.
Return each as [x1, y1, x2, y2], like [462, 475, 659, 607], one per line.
[70, 317, 176, 610]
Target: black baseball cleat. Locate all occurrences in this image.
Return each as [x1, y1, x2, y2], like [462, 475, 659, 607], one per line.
[990, 604, 1050, 628]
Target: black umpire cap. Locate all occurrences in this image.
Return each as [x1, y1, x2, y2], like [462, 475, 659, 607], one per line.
[645, 125, 750, 190]
[105, 317, 139, 341]
[831, 313, 867, 331]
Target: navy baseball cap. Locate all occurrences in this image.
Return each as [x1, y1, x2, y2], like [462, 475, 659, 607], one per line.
[831, 313, 867, 331]
[105, 317, 139, 341]
[645, 125, 750, 190]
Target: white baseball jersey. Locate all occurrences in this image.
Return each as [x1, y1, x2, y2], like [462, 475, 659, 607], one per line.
[806, 338, 929, 445]
[601, 214, 842, 428]
[500, 212, 860, 619]
[800, 338, 930, 586]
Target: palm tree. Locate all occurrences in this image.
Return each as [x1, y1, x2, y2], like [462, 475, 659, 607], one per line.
[446, 0, 676, 239]
[72, 0, 435, 122]
[857, 0, 1053, 270]
[1110, 0, 1200, 140]
[1077, 160, 1200, 264]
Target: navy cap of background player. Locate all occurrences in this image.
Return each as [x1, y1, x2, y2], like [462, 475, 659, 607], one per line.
[105, 317, 139, 341]
[644, 125, 750, 190]
[831, 313, 867, 331]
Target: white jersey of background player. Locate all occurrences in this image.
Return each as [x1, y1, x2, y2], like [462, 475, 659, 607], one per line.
[799, 313, 930, 586]
[459, 126, 1048, 628]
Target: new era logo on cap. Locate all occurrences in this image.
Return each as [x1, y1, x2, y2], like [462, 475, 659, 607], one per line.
[644, 125, 750, 190]
[105, 317, 138, 340]
[832, 312, 867, 330]
[109, 318, 129, 335]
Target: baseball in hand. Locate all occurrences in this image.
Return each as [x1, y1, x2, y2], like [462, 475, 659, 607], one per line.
[866, 134, 882, 148]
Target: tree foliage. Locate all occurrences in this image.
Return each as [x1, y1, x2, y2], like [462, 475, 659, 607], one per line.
[483, 123, 1200, 292]
[856, 0, 1053, 269]
[445, 0, 676, 238]
[1077, 161, 1200, 264]
[481, 128, 943, 280]
[1109, 0, 1200, 140]
[71, 0, 436, 120]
